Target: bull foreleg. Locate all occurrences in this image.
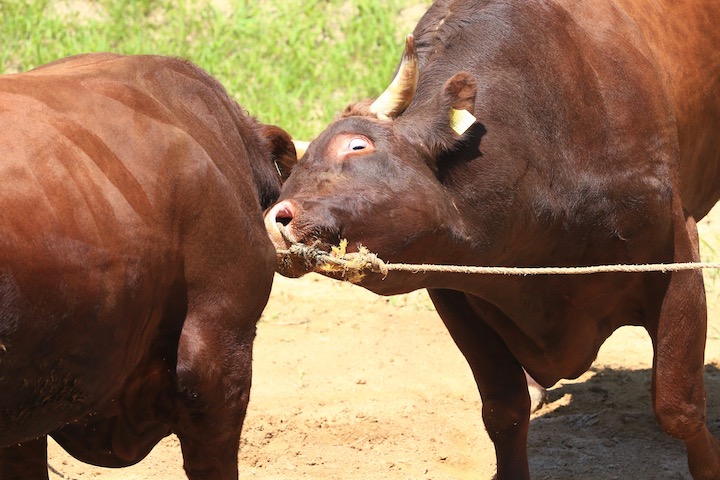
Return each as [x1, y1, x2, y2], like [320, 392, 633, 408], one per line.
[650, 212, 720, 480]
[429, 288, 531, 480]
[172, 307, 257, 480]
[0, 436, 49, 480]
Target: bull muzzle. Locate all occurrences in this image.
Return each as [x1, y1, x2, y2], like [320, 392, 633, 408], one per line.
[264, 201, 308, 277]
[264, 200, 297, 249]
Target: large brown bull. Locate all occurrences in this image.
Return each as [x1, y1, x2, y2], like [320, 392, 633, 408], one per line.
[0, 53, 294, 479]
[264, 1, 720, 478]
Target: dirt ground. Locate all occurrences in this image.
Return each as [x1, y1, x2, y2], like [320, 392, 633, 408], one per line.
[47, 208, 720, 480]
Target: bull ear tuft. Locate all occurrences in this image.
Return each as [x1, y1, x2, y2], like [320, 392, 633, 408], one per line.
[261, 125, 297, 182]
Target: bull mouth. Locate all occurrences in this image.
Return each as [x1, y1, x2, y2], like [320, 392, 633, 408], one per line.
[263, 203, 385, 281]
[278, 238, 387, 283]
[264, 202, 337, 278]
[265, 221, 320, 278]
[278, 238, 336, 278]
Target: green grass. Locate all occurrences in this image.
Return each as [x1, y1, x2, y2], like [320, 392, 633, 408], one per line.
[1, 0, 428, 139]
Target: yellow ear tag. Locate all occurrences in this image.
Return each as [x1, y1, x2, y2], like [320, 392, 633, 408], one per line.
[450, 108, 477, 135]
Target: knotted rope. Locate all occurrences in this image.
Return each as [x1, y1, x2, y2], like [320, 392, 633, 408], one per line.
[278, 242, 720, 283]
[279, 242, 388, 283]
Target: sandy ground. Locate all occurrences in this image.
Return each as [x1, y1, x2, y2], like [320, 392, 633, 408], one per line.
[44, 207, 720, 480]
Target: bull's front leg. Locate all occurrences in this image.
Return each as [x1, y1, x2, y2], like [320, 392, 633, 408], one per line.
[0, 436, 49, 480]
[650, 212, 720, 480]
[429, 288, 531, 480]
[172, 303, 259, 480]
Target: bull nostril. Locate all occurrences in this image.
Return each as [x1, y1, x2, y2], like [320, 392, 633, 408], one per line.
[273, 206, 291, 227]
[275, 205, 294, 227]
[265, 201, 298, 246]
[267, 201, 297, 230]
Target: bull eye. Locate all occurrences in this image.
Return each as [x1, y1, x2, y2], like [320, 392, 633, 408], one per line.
[348, 137, 368, 151]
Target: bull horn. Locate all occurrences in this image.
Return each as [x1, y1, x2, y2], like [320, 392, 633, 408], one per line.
[370, 34, 418, 121]
[292, 140, 310, 159]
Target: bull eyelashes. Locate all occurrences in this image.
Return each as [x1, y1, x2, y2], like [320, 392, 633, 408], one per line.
[331, 133, 376, 161]
[349, 138, 368, 151]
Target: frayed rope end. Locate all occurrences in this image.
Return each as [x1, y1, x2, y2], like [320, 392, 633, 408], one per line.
[284, 240, 389, 283]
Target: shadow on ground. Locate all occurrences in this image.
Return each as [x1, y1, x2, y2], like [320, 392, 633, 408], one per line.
[527, 364, 720, 480]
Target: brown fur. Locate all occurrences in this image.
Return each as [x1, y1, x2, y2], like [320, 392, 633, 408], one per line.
[266, 1, 720, 478]
[0, 53, 295, 479]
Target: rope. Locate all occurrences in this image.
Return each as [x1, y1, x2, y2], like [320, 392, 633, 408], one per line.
[278, 243, 720, 279]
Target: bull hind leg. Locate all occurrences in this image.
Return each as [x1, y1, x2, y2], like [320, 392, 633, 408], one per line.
[429, 288, 531, 480]
[650, 211, 720, 479]
[0, 436, 49, 480]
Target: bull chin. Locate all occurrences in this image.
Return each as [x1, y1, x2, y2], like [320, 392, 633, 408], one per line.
[267, 234, 311, 279]
[263, 223, 321, 278]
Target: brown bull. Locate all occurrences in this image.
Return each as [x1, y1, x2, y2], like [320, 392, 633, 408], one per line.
[265, 0, 720, 478]
[0, 53, 294, 479]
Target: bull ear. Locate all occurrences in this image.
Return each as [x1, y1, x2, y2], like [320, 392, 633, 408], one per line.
[262, 125, 297, 182]
[444, 72, 476, 117]
[398, 71, 478, 159]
